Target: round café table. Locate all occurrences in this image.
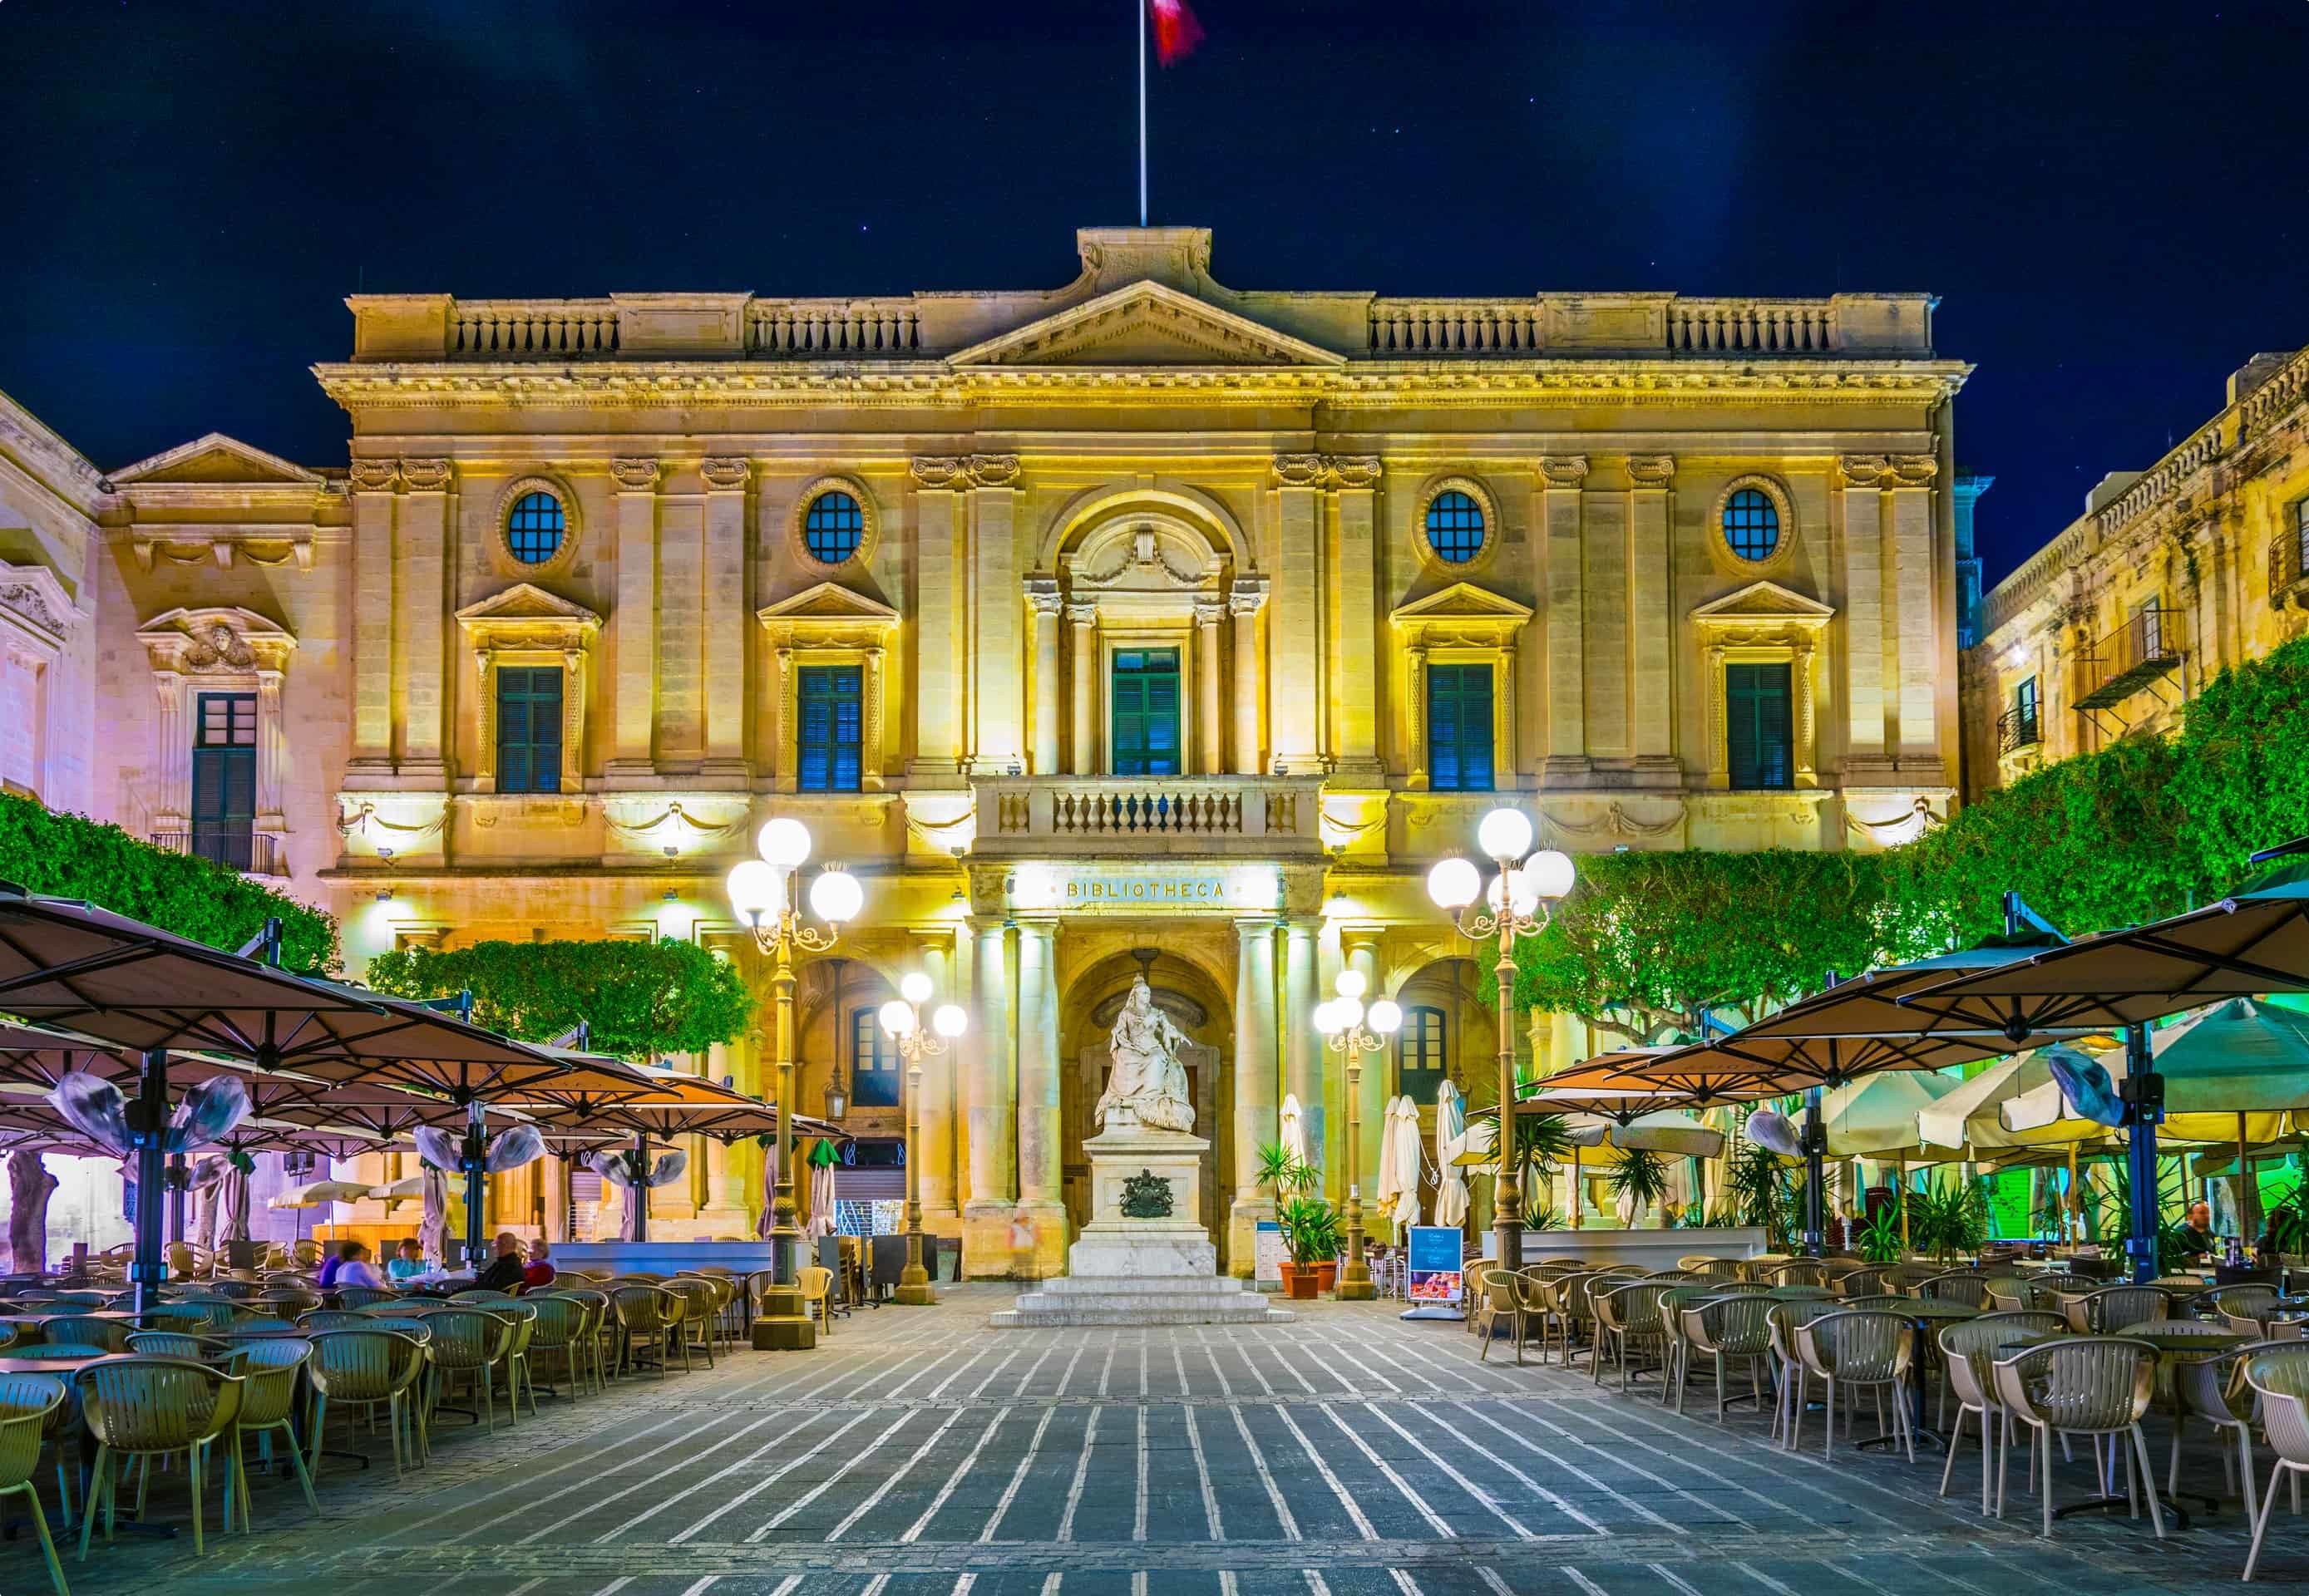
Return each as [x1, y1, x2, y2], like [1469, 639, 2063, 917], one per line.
[1996, 1326, 2249, 1530]
[1857, 1298, 1979, 1454]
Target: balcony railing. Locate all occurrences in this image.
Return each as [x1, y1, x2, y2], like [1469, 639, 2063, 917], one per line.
[969, 776, 1325, 857]
[2272, 525, 2309, 608]
[1996, 706, 2042, 756]
[150, 829, 285, 878]
[2073, 607, 2185, 711]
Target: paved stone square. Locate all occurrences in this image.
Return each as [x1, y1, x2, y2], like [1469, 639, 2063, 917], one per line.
[39, 1286, 2301, 1595]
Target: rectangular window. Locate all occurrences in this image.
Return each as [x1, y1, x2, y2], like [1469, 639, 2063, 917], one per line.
[851, 1005, 899, 1107]
[1396, 1006, 1448, 1106]
[2132, 598, 2165, 659]
[1724, 662, 1793, 790]
[1426, 663, 1495, 791]
[1110, 648, 1181, 776]
[190, 692, 257, 869]
[797, 666, 864, 792]
[495, 667, 564, 794]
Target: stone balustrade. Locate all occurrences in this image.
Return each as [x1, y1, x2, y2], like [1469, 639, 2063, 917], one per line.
[970, 775, 1325, 857]
[745, 300, 922, 356]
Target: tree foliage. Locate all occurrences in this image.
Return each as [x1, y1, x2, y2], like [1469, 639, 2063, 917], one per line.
[365, 938, 753, 1060]
[0, 793, 338, 972]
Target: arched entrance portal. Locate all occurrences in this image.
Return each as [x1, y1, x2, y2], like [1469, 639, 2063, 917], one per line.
[1057, 940, 1234, 1246]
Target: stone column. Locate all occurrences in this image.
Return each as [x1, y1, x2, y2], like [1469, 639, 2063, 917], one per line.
[1014, 917, 1065, 1277]
[347, 460, 397, 772]
[1541, 456, 1590, 777]
[1068, 602, 1098, 775]
[908, 459, 965, 776]
[1270, 457, 1325, 773]
[950, 919, 975, 1209]
[1626, 456, 1676, 772]
[1581, 478, 1631, 761]
[961, 916, 1016, 1275]
[540, 1150, 569, 1244]
[396, 458, 451, 780]
[1028, 579, 1063, 776]
[609, 456, 661, 778]
[1283, 917, 1323, 1189]
[1889, 455, 1942, 780]
[699, 457, 750, 781]
[1229, 581, 1266, 777]
[1332, 458, 1384, 781]
[1195, 598, 1225, 776]
[1840, 456, 1891, 774]
[150, 672, 187, 829]
[253, 672, 287, 835]
[1229, 916, 1280, 1273]
[703, 1041, 742, 1214]
[967, 458, 1024, 773]
[915, 930, 959, 1222]
[1343, 930, 1387, 1219]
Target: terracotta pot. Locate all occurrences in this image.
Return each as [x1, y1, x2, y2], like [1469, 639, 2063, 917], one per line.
[1279, 1262, 1320, 1300]
[1314, 1260, 1339, 1294]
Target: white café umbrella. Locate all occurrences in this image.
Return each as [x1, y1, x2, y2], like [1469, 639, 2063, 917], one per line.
[1433, 1081, 1470, 1228]
[806, 1149, 838, 1240]
[1279, 1093, 1310, 1170]
[268, 1179, 381, 1209]
[756, 1129, 781, 1239]
[1389, 1097, 1423, 1229]
[419, 1164, 449, 1263]
[1374, 1095, 1404, 1224]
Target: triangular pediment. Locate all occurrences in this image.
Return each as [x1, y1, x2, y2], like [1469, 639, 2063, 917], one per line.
[755, 581, 900, 627]
[1688, 579, 1835, 625]
[949, 281, 1347, 370]
[109, 433, 320, 487]
[456, 582, 602, 628]
[1389, 582, 1535, 627]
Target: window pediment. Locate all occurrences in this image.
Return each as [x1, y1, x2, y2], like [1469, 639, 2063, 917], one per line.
[756, 580, 900, 648]
[108, 432, 322, 488]
[0, 563, 81, 653]
[947, 281, 1346, 370]
[455, 582, 603, 654]
[137, 606, 297, 675]
[1689, 579, 1834, 633]
[1389, 581, 1533, 648]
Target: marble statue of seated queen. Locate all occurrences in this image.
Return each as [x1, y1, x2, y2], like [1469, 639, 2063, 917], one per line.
[1094, 975, 1195, 1134]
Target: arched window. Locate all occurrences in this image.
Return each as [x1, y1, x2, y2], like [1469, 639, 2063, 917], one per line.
[1424, 490, 1487, 564]
[803, 490, 866, 564]
[1722, 488, 1780, 562]
[1396, 1005, 1448, 1106]
[851, 1004, 899, 1107]
[506, 490, 565, 564]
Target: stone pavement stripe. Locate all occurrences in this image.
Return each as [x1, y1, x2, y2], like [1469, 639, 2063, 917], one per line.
[1644, 1564, 1704, 1596]
[1182, 1403, 1222, 1540]
[1301, 1573, 1330, 1596]
[901, 1406, 1013, 1543]
[1225, 1401, 1300, 1540]
[1315, 1401, 1463, 1539]
[1513, 1397, 1784, 1527]
[1231, 1338, 1275, 1397]
[1357, 1399, 1542, 1540]
[1319, 1340, 1404, 1395]
[1560, 1570, 1607, 1596]
[659, 1406, 878, 1544]
[1410, 1401, 1616, 1536]
[678, 1579, 721, 1596]
[1448, 1401, 1719, 1531]
[1729, 1563, 1801, 1596]
[516, 1402, 806, 1545]
[750, 1406, 926, 1539]
[1057, 1401, 1103, 1541]
[1270, 1401, 1379, 1539]
[979, 1405, 1059, 1542]
[1132, 1404, 1152, 1542]
[1009, 1340, 1063, 1399]
[831, 1404, 972, 1540]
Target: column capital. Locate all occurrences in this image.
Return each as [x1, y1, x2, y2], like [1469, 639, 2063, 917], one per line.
[1838, 454, 1891, 488]
[399, 457, 451, 493]
[611, 456, 663, 491]
[1626, 453, 1675, 486]
[1272, 452, 1327, 487]
[699, 456, 751, 492]
[1539, 455, 1591, 489]
[1330, 456, 1383, 489]
[1234, 914, 1279, 938]
[1064, 599, 1098, 627]
[1228, 577, 1270, 618]
[1194, 597, 1226, 627]
[1888, 453, 1939, 486]
[348, 458, 400, 493]
[1024, 575, 1063, 617]
[967, 453, 1020, 489]
[910, 455, 969, 489]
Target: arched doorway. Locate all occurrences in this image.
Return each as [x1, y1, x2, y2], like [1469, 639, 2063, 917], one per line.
[1386, 956, 1501, 1234]
[1057, 943, 1233, 1243]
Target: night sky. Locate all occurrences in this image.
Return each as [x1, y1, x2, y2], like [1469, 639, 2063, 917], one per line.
[4, 0, 2305, 584]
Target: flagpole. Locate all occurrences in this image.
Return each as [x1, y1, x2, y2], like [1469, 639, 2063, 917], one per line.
[1137, 0, 1148, 225]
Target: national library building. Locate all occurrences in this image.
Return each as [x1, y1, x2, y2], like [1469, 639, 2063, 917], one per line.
[0, 226, 1971, 1274]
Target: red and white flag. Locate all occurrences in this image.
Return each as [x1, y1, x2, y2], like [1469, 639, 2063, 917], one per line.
[1150, 0, 1203, 65]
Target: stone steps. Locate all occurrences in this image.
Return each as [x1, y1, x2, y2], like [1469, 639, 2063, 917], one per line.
[991, 1273, 1295, 1327]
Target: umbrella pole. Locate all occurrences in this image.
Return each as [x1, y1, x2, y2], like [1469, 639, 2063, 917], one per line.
[2122, 1022, 2163, 1285]
[2238, 1110, 2256, 1249]
[2065, 1142, 2080, 1245]
[1570, 1143, 1581, 1229]
[131, 1048, 169, 1313]
[629, 1132, 651, 1244]
[1897, 1160, 1909, 1251]
[166, 1150, 188, 1250]
[461, 1101, 488, 1267]
[1802, 1086, 1825, 1259]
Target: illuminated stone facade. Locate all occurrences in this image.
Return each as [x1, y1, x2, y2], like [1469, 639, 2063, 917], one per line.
[1965, 347, 2309, 800]
[1, 227, 1969, 1273]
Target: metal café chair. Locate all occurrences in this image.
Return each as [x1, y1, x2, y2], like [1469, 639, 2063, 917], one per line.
[2242, 1342, 2309, 1581]
[1991, 1336, 2163, 1540]
[1790, 1309, 1915, 1461]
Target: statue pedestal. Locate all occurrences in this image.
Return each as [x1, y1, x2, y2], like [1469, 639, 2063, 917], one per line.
[992, 1121, 1290, 1327]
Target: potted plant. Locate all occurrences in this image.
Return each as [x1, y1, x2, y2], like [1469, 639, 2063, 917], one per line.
[1602, 1146, 1671, 1228]
[1275, 1195, 1342, 1299]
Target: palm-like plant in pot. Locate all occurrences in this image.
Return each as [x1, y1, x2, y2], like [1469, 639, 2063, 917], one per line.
[1275, 1195, 1344, 1299]
[1601, 1147, 1673, 1228]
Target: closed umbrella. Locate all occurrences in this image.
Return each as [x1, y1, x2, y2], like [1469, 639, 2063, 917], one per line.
[268, 1179, 381, 1209]
[756, 1130, 781, 1239]
[806, 1141, 839, 1239]
[1433, 1081, 1469, 1229]
[1389, 1098, 1423, 1230]
[419, 1165, 448, 1263]
[216, 1154, 250, 1245]
[1279, 1093, 1309, 1170]
[1373, 1095, 1404, 1229]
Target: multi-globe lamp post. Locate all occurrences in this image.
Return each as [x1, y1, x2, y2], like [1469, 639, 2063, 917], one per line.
[727, 815, 861, 1350]
[1424, 807, 1575, 1272]
[878, 973, 968, 1306]
[1312, 968, 1402, 1301]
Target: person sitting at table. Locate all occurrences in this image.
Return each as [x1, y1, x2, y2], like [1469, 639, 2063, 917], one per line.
[473, 1231, 529, 1293]
[2176, 1200, 2218, 1259]
[521, 1237, 556, 1289]
[316, 1242, 348, 1289]
[386, 1238, 427, 1283]
[333, 1240, 387, 1291]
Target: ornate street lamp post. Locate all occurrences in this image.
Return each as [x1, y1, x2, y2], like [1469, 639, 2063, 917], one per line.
[728, 815, 861, 1350]
[1424, 807, 1574, 1273]
[878, 973, 969, 1306]
[1313, 968, 1402, 1301]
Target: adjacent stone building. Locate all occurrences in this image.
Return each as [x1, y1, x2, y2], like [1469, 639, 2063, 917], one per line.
[1965, 347, 2309, 800]
[1, 226, 1970, 1272]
